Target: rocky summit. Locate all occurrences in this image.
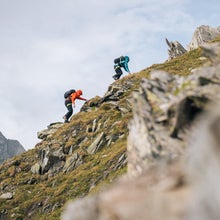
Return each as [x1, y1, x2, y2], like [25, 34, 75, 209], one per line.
[0, 25, 220, 220]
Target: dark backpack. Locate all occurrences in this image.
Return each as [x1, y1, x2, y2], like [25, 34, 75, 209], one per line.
[114, 56, 125, 64]
[64, 89, 76, 98]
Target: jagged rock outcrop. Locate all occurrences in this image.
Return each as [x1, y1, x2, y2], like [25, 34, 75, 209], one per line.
[37, 122, 63, 140]
[31, 146, 66, 175]
[188, 25, 220, 50]
[81, 82, 133, 114]
[166, 25, 220, 59]
[0, 132, 25, 164]
[62, 42, 220, 220]
[166, 38, 187, 60]
[87, 132, 106, 154]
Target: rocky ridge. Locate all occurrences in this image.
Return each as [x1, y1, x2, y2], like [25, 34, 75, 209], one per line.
[188, 25, 220, 50]
[166, 25, 220, 60]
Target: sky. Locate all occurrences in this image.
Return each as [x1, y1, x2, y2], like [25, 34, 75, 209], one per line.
[0, 0, 219, 150]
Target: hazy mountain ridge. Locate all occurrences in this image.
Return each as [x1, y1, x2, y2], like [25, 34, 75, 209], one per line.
[0, 131, 25, 165]
[0, 25, 220, 220]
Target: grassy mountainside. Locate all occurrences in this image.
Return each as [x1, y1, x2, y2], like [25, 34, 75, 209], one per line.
[0, 43, 211, 220]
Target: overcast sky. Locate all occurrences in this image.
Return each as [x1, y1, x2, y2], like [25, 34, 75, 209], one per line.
[0, 0, 219, 150]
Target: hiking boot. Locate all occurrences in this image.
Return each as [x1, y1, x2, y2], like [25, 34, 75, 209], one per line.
[63, 115, 69, 123]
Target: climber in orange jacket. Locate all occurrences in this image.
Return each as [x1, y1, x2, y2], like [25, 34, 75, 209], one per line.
[63, 89, 87, 123]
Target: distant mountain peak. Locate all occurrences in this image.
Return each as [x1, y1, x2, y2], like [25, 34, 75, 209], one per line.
[0, 132, 25, 164]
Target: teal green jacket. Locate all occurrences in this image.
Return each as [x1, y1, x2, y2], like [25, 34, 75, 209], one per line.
[116, 56, 130, 72]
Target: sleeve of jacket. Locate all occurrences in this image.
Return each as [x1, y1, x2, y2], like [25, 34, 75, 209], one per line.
[123, 62, 130, 73]
[77, 96, 87, 101]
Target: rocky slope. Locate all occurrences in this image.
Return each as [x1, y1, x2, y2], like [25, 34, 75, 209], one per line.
[0, 25, 220, 220]
[0, 132, 25, 164]
[0, 76, 135, 219]
[62, 39, 220, 219]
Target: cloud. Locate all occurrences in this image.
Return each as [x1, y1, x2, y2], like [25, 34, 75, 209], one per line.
[0, 0, 219, 149]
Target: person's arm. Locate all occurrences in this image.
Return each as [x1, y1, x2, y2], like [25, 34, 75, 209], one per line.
[77, 96, 87, 101]
[124, 62, 130, 73]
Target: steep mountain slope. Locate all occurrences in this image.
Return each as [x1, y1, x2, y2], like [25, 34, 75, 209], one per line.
[62, 38, 220, 220]
[0, 78, 137, 219]
[0, 132, 25, 164]
[0, 35, 219, 220]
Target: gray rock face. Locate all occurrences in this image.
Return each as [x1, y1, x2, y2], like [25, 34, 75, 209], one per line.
[0, 132, 25, 164]
[31, 146, 65, 175]
[37, 122, 63, 140]
[87, 132, 106, 154]
[128, 42, 220, 176]
[188, 25, 220, 50]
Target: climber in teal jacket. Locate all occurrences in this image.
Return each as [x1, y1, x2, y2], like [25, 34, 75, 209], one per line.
[113, 56, 130, 80]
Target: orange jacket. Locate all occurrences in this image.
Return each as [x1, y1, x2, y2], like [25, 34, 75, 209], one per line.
[69, 90, 86, 105]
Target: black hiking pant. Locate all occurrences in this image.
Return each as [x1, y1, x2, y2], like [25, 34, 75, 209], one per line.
[65, 100, 73, 121]
[113, 65, 123, 80]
